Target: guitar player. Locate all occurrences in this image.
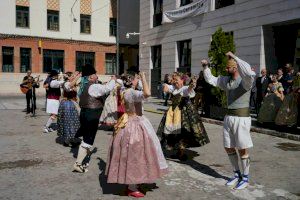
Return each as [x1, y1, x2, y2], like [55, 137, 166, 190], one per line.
[21, 70, 40, 115]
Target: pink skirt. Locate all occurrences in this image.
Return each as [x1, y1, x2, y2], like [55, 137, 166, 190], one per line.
[106, 115, 168, 184]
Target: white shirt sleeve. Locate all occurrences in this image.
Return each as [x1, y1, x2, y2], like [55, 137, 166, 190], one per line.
[88, 80, 116, 98]
[166, 84, 175, 93]
[233, 56, 256, 91]
[64, 82, 72, 92]
[203, 67, 228, 90]
[137, 80, 143, 90]
[182, 86, 195, 97]
[50, 80, 64, 88]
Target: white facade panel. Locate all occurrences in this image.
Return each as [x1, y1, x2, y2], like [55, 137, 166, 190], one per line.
[0, 0, 116, 44]
[140, 0, 300, 82]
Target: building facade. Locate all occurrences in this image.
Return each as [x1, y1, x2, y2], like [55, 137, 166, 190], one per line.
[139, 0, 300, 94]
[118, 0, 140, 74]
[0, 0, 118, 94]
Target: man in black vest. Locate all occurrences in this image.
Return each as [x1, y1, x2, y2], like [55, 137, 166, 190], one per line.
[73, 64, 116, 173]
[43, 70, 64, 133]
[255, 68, 271, 114]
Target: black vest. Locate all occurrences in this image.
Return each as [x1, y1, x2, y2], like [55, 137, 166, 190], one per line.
[48, 78, 61, 100]
[79, 82, 103, 109]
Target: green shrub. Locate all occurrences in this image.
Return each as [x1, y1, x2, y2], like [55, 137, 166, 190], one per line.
[208, 27, 236, 107]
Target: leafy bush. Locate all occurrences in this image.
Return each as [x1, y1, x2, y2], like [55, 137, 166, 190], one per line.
[208, 27, 236, 107]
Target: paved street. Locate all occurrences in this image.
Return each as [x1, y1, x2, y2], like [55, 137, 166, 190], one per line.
[0, 96, 300, 200]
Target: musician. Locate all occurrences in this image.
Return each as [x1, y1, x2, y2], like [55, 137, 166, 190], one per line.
[20, 74, 40, 114]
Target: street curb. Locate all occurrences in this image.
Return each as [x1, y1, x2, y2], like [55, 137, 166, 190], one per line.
[144, 108, 300, 142]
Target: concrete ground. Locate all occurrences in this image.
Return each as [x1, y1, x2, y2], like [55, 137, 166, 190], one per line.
[0, 96, 300, 200]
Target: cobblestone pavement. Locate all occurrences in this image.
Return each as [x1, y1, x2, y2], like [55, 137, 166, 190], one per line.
[0, 96, 300, 200]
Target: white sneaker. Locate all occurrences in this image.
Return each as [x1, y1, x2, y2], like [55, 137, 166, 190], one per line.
[43, 127, 54, 133]
[226, 171, 241, 187]
[48, 127, 55, 132]
[73, 163, 88, 173]
[235, 175, 249, 190]
[43, 127, 50, 133]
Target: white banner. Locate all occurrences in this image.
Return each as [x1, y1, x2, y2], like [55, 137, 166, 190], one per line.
[162, 0, 208, 23]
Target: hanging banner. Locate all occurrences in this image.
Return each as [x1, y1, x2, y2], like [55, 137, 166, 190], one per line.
[162, 0, 208, 23]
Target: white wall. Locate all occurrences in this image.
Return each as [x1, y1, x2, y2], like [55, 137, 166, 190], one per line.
[140, 0, 300, 82]
[0, 0, 116, 44]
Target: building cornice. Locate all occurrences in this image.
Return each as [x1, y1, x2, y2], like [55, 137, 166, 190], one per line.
[0, 34, 116, 47]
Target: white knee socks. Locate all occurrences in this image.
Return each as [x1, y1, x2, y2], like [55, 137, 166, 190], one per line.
[228, 151, 240, 172]
[45, 117, 54, 128]
[76, 146, 88, 165]
[241, 156, 250, 176]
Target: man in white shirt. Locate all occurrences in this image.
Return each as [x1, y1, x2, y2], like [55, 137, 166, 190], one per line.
[202, 52, 256, 190]
[73, 64, 116, 173]
[44, 70, 64, 133]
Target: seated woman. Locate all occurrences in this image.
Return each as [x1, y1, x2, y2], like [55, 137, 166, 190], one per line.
[257, 75, 284, 124]
[106, 72, 168, 198]
[157, 73, 210, 160]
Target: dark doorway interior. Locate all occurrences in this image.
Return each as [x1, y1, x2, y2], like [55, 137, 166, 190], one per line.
[273, 23, 300, 70]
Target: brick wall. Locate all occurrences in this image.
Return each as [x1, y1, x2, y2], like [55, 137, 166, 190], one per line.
[0, 36, 116, 95]
[0, 36, 116, 74]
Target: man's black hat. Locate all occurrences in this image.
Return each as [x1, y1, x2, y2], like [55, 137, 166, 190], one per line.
[82, 64, 96, 77]
[50, 70, 58, 77]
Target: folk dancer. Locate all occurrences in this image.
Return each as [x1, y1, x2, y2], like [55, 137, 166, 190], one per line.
[57, 71, 81, 146]
[106, 72, 168, 198]
[73, 64, 116, 173]
[203, 52, 256, 190]
[43, 70, 64, 133]
[157, 73, 210, 161]
[99, 79, 124, 127]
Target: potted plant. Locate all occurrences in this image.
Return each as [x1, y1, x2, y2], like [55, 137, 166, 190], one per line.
[207, 27, 236, 120]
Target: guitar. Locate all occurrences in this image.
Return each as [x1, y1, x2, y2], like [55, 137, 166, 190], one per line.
[20, 75, 43, 94]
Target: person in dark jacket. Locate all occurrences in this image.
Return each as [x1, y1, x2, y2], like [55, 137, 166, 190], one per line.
[255, 68, 271, 114]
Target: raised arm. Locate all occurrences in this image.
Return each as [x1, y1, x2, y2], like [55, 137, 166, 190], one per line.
[50, 79, 64, 88]
[88, 77, 116, 98]
[140, 72, 151, 98]
[226, 52, 256, 91]
[202, 59, 228, 90]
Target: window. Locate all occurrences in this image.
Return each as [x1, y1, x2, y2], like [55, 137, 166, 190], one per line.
[152, 45, 162, 69]
[2, 47, 14, 72]
[76, 52, 95, 71]
[180, 0, 193, 6]
[215, 0, 234, 9]
[80, 14, 91, 34]
[110, 18, 117, 36]
[153, 0, 162, 27]
[178, 40, 191, 73]
[151, 45, 162, 96]
[20, 48, 31, 73]
[43, 50, 64, 73]
[47, 10, 59, 31]
[105, 53, 117, 75]
[16, 6, 29, 28]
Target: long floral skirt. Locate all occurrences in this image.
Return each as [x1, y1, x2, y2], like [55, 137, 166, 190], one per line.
[100, 93, 118, 125]
[157, 99, 210, 149]
[257, 94, 282, 123]
[57, 100, 80, 143]
[106, 115, 168, 184]
[275, 93, 298, 126]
